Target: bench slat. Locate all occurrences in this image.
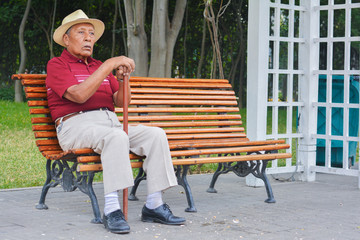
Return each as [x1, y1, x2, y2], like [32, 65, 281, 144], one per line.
[36, 139, 59, 146]
[77, 152, 292, 172]
[34, 131, 57, 138]
[77, 144, 290, 163]
[26, 93, 47, 98]
[25, 87, 47, 93]
[28, 100, 48, 107]
[130, 77, 229, 83]
[168, 139, 285, 149]
[29, 108, 50, 114]
[32, 125, 55, 131]
[129, 99, 238, 106]
[131, 88, 235, 95]
[170, 144, 291, 157]
[77, 154, 142, 163]
[12, 74, 46, 80]
[131, 94, 237, 101]
[164, 127, 245, 134]
[118, 114, 241, 122]
[135, 120, 243, 128]
[38, 145, 63, 152]
[31, 117, 52, 124]
[22, 79, 46, 85]
[31, 125, 244, 134]
[130, 82, 232, 89]
[115, 107, 240, 113]
[166, 133, 247, 140]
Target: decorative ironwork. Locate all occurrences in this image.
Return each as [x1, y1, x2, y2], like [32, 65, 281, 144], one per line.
[207, 151, 276, 203]
[175, 164, 197, 212]
[36, 159, 102, 224]
[128, 166, 146, 201]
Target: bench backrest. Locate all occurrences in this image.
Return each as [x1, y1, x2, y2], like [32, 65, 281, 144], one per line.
[12, 74, 248, 157]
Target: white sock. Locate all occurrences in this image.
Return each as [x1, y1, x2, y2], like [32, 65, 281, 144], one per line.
[104, 191, 121, 216]
[146, 191, 163, 210]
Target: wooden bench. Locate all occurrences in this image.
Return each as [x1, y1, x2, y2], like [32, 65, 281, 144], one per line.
[12, 73, 292, 224]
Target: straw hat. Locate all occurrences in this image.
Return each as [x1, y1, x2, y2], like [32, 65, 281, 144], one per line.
[53, 9, 105, 47]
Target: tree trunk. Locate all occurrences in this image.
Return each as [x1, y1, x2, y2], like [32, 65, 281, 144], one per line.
[148, 0, 187, 78]
[16, 0, 31, 102]
[183, 4, 188, 78]
[238, 41, 246, 108]
[124, 0, 148, 77]
[124, 0, 186, 78]
[148, 0, 167, 77]
[197, 18, 206, 78]
[111, 0, 118, 57]
[118, 0, 128, 56]
[49, 0, 57, 59]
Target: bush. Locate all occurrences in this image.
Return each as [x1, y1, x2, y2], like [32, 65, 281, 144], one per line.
[0, 84, 15, 101]
[0, 83, 25, 101]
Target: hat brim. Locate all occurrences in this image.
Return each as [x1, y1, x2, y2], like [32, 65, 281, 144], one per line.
[53, 18, 105, 47]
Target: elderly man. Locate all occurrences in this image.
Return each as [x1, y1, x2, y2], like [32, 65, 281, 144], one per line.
[46, 9, 185, 234]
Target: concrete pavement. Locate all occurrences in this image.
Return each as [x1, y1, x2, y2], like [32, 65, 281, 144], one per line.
[0, 172, 360, 240]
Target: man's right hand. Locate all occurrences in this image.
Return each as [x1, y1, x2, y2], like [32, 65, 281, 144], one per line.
[107, 56, 135, 79]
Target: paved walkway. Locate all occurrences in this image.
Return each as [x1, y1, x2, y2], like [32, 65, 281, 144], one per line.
[0, 172, 360, 240]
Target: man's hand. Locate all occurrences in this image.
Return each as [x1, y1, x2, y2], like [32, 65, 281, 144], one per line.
[111, 56, 134, 107]
[116, 66, 132, 80]
[107, 56, 135, 79]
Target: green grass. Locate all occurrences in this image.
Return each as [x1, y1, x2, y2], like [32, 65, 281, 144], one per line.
[0, 101, 46, 188]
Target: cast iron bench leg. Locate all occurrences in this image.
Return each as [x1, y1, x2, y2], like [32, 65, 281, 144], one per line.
[176, 165, 197, 212]
[86, 172, 103, 224]
[36, 160, 55, 210]
[206, 153, 277, 203]
[257, 159, 276, 203]
[128, 167, 146, 201]
[206, 163, 224, 193]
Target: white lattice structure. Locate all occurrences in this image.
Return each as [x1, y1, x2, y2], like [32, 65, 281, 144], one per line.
[247, 0, 360, 187]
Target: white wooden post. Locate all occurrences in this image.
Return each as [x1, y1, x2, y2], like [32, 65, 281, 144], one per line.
[298, 0, 319, 182]
[246, 0, 270, 187]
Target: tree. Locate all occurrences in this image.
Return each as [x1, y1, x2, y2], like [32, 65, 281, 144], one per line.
[30, 0, 57, 59]
[15, 0, 31, 102]
[123, 0, 148, 76]
[1, 0, 250, 105]
[124, 0, 187, 77]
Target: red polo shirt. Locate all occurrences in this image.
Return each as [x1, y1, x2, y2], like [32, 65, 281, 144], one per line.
[46, 49, 119, 121]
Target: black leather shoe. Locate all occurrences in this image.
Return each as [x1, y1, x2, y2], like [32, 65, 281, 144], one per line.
[103, 209, 130, 234]
[141, 203, 186, 225]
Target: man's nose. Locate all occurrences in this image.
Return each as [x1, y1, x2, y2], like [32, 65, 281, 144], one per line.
[84, 32, 92, 41]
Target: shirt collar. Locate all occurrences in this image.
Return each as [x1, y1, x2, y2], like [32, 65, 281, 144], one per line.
[61, 49, 95, 64]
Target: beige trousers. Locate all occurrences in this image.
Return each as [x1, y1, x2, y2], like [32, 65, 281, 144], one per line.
[56, 109, 178, 195]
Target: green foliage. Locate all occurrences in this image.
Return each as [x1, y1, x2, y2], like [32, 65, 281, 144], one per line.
[0, 84, 15, 101]
[0, 0, 248, 106]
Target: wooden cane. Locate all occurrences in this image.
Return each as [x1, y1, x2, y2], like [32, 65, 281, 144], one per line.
[122, 74, 129, 220]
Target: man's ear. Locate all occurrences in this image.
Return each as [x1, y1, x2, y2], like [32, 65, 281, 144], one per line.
[63, 34, 69, 47]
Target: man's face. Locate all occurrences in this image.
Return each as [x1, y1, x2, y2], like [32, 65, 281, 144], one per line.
[63, 23, 96, 60]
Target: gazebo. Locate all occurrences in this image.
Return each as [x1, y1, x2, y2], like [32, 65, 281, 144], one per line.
[247, 0, 360, 187]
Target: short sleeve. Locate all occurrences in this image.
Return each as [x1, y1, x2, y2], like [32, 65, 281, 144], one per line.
[46, 57, 79, 98]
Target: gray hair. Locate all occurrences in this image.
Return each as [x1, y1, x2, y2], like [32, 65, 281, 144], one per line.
[65, 26, 73, 36]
